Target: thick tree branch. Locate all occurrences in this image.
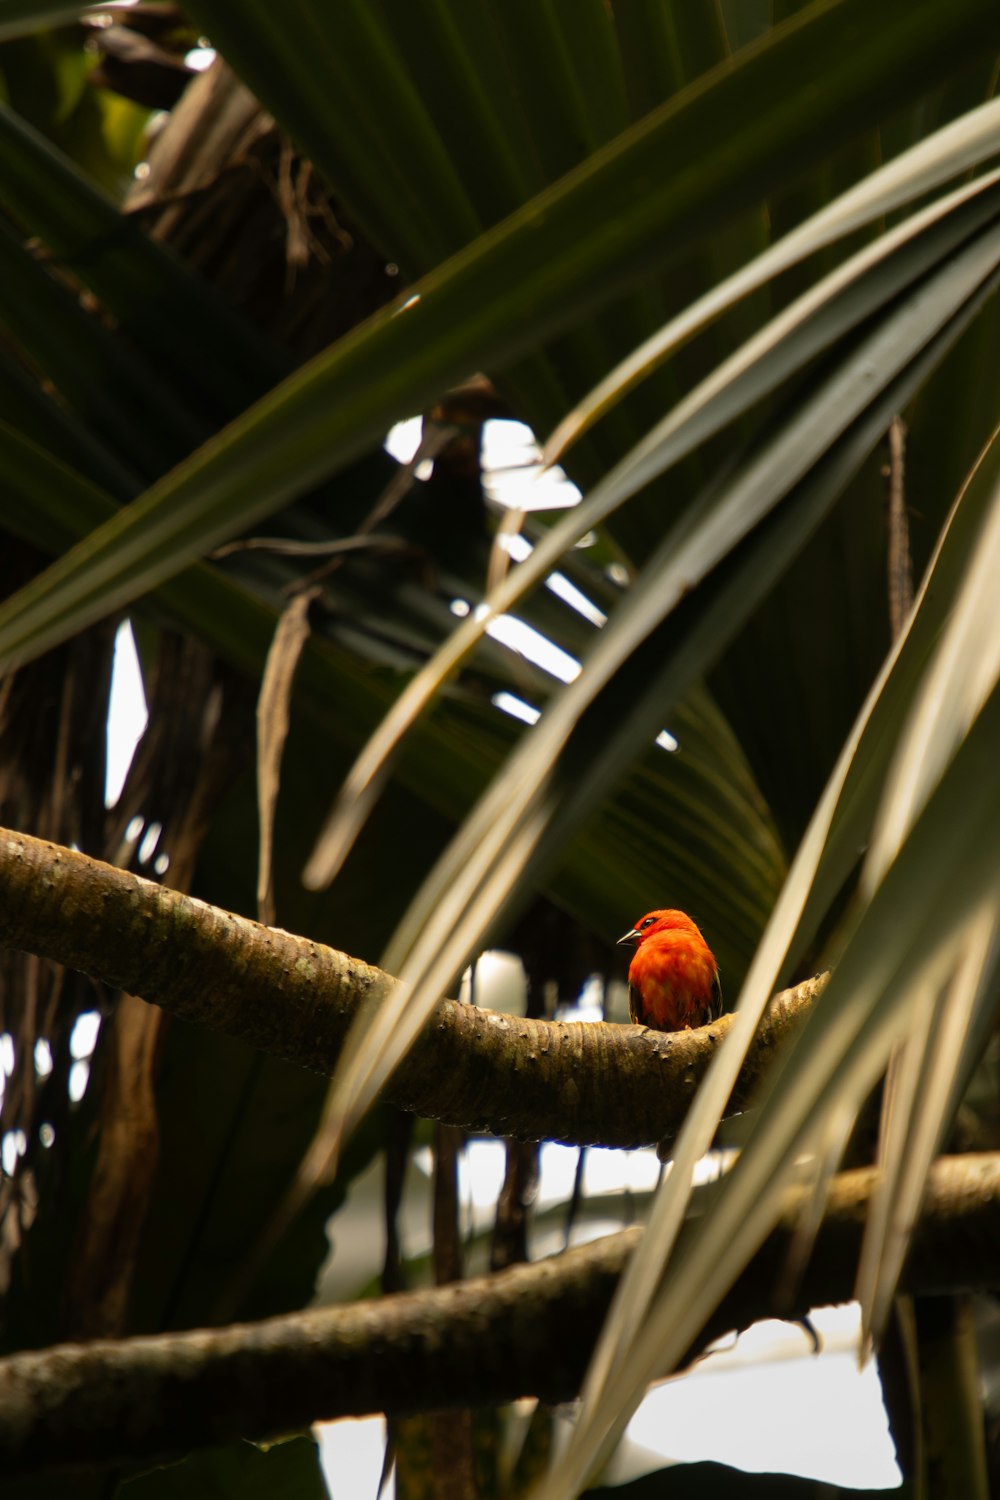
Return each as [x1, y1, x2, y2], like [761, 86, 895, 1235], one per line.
[1, 1154, 997, 1475]
[0, 829, 821, 1148]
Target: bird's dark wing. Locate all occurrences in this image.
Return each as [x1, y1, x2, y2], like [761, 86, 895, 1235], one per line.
[628, 983, 642, 1025]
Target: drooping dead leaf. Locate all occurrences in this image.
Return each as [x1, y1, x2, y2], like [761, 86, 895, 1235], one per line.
[256, 588, 320, 927]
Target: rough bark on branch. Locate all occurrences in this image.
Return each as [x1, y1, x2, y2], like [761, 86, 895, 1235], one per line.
[0, 829, 822, 1148]
[1, 1154, 997, 1476]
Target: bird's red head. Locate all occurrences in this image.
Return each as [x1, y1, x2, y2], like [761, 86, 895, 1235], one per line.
[617, 909, 705, 949]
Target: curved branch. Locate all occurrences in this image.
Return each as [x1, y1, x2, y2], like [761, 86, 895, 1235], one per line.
[0, 829, 822, 1147]
[1, 1154, 998, 1475]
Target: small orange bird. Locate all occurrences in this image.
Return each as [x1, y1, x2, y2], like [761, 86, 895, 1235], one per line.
[617, 909, 723, 1031]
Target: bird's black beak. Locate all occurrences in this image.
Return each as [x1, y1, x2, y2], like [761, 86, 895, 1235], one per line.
[617, 927, 640, 947]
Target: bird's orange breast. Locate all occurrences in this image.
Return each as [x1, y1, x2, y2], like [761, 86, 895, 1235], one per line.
[628, 932, 719, 1030]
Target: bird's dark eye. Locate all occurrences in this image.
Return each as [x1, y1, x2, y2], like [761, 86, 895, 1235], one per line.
[640, 916, 656, 930]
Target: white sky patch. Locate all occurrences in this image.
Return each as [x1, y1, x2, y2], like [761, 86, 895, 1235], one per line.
[137, 821, 163, 865]
[106, 622, 148, 807]
[70, 1012, 101, 1060]
[1, 1130, 26, 1176]
[495, 530, 532, 563]
[386, 418, 582, 519]
[559, 972, 606, 1021]
[412, 1138, 732, 1221]
[545, 570, 606, 626]
[494, 529, 606, 627]
[533, 1142, 735, 1209]
[492, 691, 540, 726]
[534, 1142, 655, 1206]
[34, 1039, 53, 1078]
[386, 418, 581, 509]
[388, 421, 601, 629]
[453, 1139, 510, 1212]
[384, 416, 423, 464]
[616, 1304, 900, 1490]
[185, 46, 216, 71]
[458, 950, 527, 1013]
[69, 1060, 91, 1104]
[316, 1416, 393, 1500]
[482, 420, 581, 512]
[479, 610, 579, 683]
[656, 729, 678, 752]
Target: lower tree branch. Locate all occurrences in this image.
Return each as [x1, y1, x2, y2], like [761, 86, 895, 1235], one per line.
[0, 1154, 997, 1475]
[0, 829, 821, 1148]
